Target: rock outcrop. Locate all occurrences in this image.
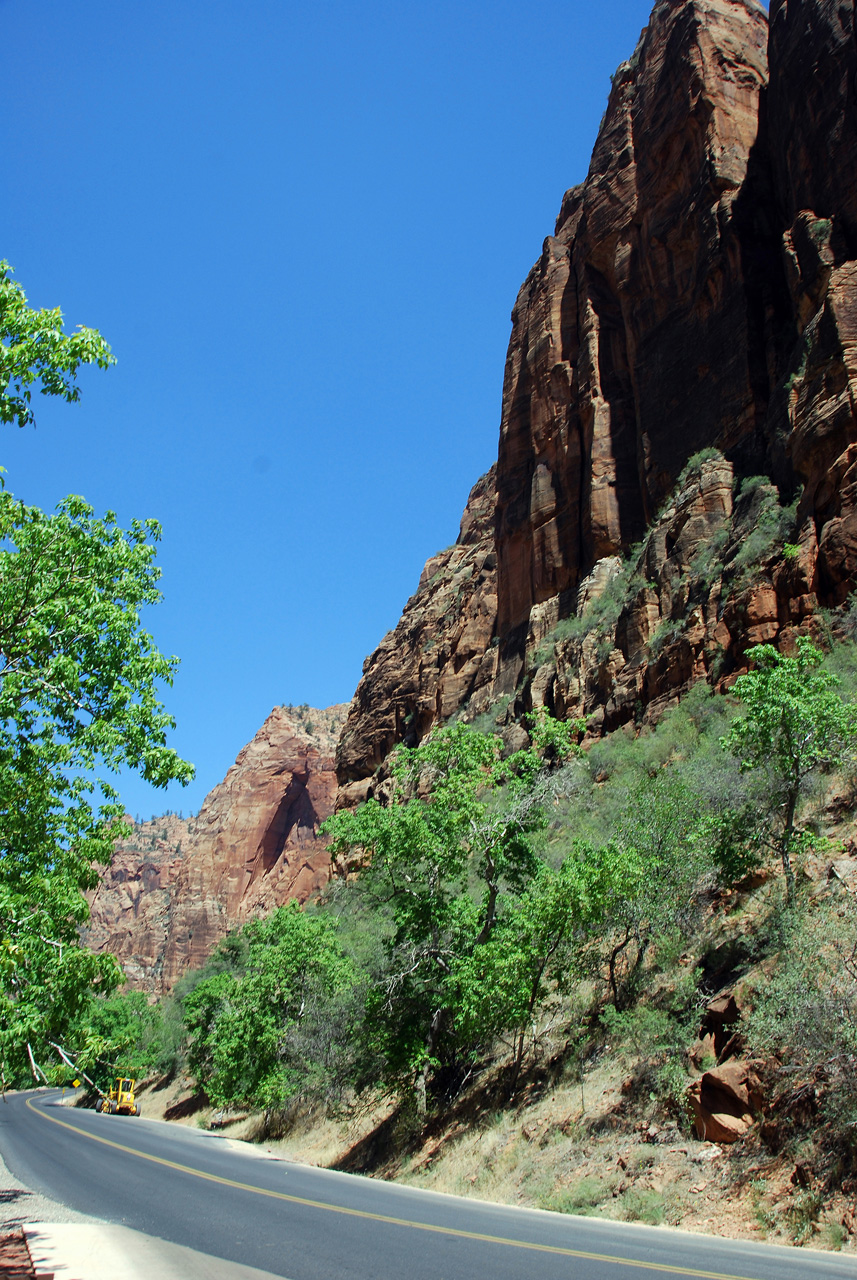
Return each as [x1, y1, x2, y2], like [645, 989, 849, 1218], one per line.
[159, 704, 347, 989]
[159, 706, 347, 983]
[495, 0, 774, 649]
[687, 1060, 765, 1143]
[524, 449, 823, 733]
[767, 0, 857, 601]
[695, 991, 742, 1066]
[86, 705, 347, 992]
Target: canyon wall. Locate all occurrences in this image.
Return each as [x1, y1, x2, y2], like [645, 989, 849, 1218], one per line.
[495, 0, 773, 646]
[86, 814, 190, 992]
[92, 0, 857, 986]
[338, 0, 857, 769]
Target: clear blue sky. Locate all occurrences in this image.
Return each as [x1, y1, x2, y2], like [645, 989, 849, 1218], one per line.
[3, 0, 659, 819]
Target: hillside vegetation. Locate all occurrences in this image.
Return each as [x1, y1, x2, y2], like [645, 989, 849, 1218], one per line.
[65, 617, 857, 1251]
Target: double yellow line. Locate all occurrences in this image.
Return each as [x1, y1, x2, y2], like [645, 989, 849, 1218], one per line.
[28, 1096, 761, 1279]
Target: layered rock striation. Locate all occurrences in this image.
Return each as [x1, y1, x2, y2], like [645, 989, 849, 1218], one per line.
[526, 450, 821, 734]
[766, 0, 857, 600]
[86, 814, 190, 993]
[159, 703, 347, 989]
[86, 705, 347, 992]
[495, 0, 773, 650]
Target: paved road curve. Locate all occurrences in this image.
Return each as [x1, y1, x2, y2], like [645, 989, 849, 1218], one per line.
[1, 1091, 854, 1280]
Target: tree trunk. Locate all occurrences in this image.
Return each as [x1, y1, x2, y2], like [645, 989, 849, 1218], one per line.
[609, 933, 633, 1010]
[781, 787, 799, 906]
[415, 1008, 443, 1116]
[509, 1028, 528, 1097]
[508, 943, 558, 1096]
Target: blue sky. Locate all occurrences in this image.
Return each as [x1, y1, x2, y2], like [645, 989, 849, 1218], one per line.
[3, 0, 659, 818]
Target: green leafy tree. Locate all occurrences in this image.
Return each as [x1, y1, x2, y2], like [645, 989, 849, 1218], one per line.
[601, 963, 702, 1112]
[1, 261, 115, 428]
[451, 842, 615, 1090]
[322, 716, 577, 1109]
[0, 266, 192, 1085]
[746, 896, 857, 1133]
[724, 638, 857, 903]
[62, 991, 164, 1089]
[600, 774, 713, 1008]
[0, 489, 194, 1083]
[183, 905, 356, 1115]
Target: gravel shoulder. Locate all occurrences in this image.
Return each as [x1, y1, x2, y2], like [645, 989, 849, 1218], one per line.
[0, 1096, 97, 1230]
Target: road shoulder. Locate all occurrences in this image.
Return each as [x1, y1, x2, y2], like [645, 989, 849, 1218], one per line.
[24, 1224, 286, 1280]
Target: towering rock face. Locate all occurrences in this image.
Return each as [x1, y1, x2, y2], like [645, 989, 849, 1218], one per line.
[767, 0, 857, 241]
[766, 0, 857, 599]
[86, 705, 347, 992]
[159, 704, 347, 989]
[495, 0, 776, 661]
[338, 0, 857, 772]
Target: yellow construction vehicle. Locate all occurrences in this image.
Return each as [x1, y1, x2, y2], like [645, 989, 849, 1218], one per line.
[95, 1077, 141, 1116]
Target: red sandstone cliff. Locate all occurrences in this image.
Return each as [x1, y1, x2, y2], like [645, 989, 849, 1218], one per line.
[86, 705, 347, 992]
[337, 0, 857, 775]
[86, 814, 190, 993]
[159, 704, 347, 989]
[766, 0, 857, 599]
[495, 0, 772, 647]
[503, 0, 857, 635]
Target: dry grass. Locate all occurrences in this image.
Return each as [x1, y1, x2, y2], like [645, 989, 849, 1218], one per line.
[132, 1027, 857, 1252]
[132, 1072, 396, 1169]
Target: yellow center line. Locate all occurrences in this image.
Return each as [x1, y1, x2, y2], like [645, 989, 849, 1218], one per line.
[28, 1096, 762, 1280]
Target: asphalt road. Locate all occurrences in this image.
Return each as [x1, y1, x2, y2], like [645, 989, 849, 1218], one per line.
[1, 1090, 854, 1280]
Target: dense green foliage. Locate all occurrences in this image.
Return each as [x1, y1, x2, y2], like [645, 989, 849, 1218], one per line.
[184, 905, 356, 1111]
[0, 266, 192, 1086]
[8, 254, 855, 1191]
[746, 895, 857, 1135]
[725, 637, 857, 902]
[167, 702, 739, 1117]
[77, 642, 857, 1149]
[62, 992, 164, 1089]
[0, 495, 192, 1084]
[322, 716, 581, 1105]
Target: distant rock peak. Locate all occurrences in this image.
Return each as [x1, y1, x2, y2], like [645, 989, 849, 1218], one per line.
[86, 705, 348, 992]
